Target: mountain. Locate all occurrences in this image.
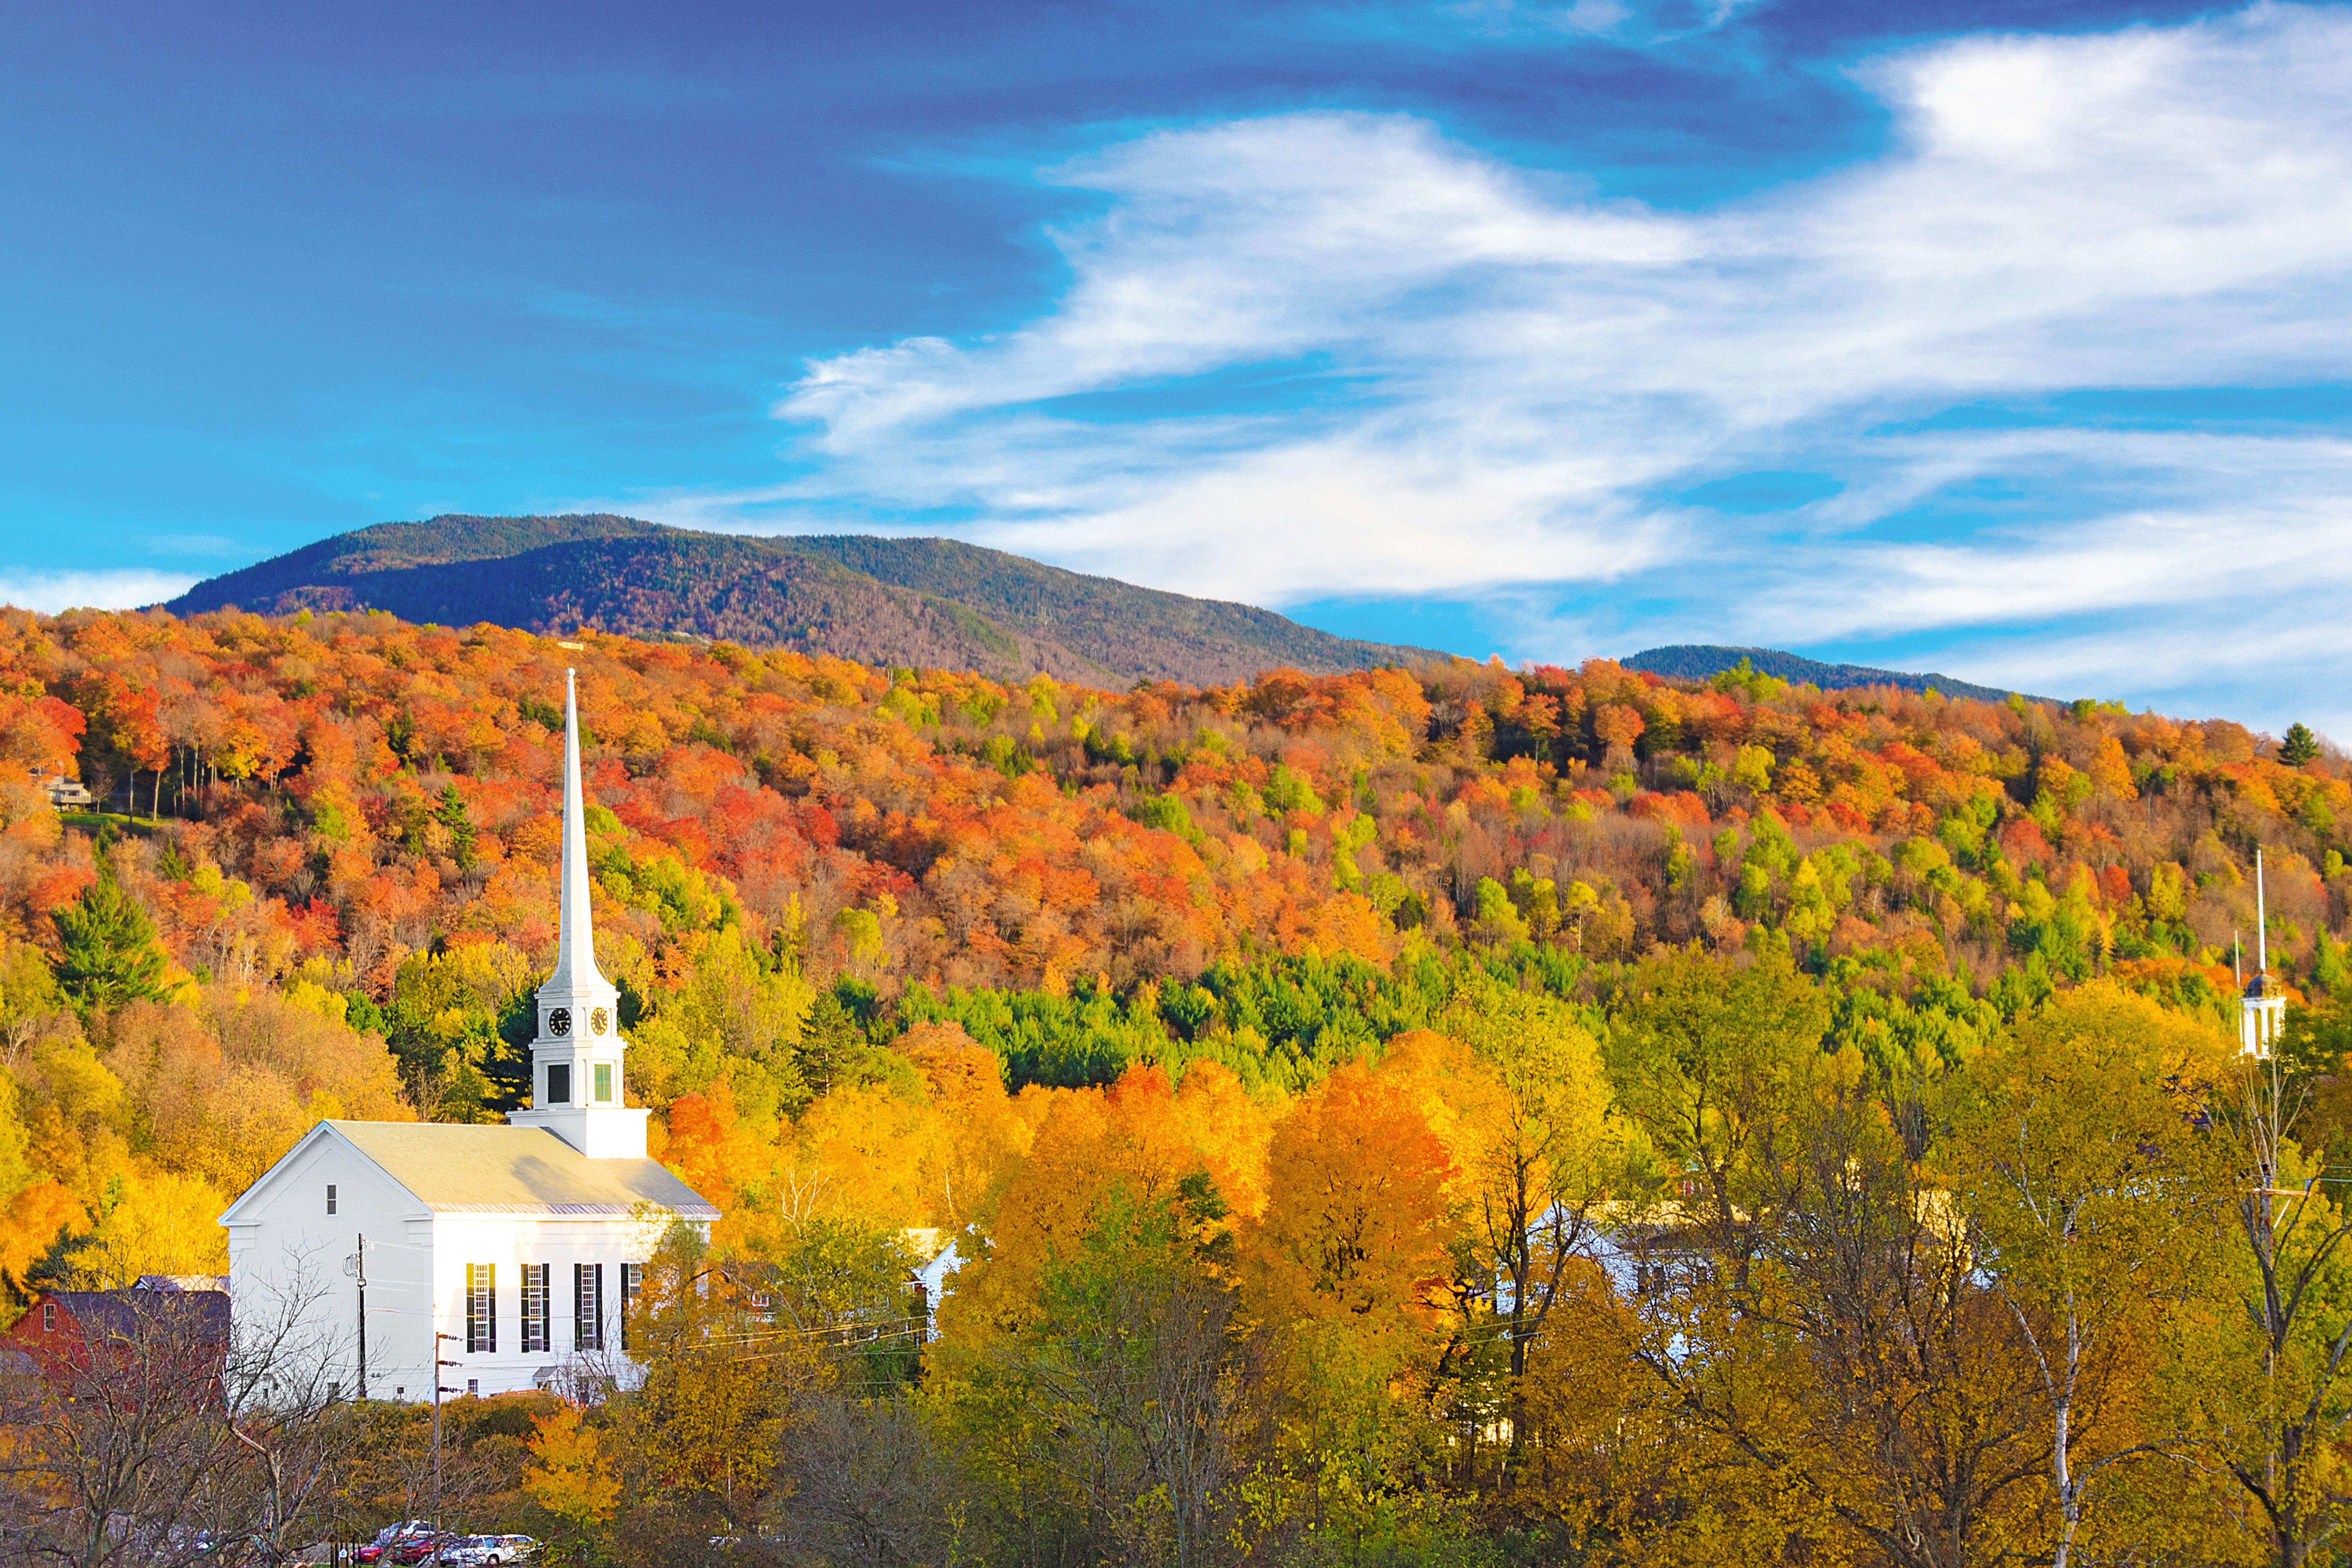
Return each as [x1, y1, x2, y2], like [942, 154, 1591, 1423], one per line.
[164, 515, 1446, 687]
[1623, 644, 2051, 706]
[783, 534, 1434, 689]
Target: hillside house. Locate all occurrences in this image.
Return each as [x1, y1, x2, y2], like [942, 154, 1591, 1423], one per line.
[0, 1279, 230, 1387]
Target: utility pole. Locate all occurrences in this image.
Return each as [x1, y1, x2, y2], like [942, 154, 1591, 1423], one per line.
[346, 1235, 367, 1399]
[433, 1332, 462, 1534]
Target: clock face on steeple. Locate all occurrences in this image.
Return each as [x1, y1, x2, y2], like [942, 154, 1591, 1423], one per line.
[548, 1008, 572, 1037]
[590, 1007, 610, 1036]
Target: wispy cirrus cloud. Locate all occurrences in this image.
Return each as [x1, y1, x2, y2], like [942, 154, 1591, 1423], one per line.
[652, 3, 2352, 727]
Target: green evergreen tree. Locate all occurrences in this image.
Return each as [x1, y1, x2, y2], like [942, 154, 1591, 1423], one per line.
[51, 849, 169, 1013]
[434, 783, 479, 870]
[2315, 926, 2352, 997]
[795, 992, 865, 1100]
[2283, 722, 2323, 766]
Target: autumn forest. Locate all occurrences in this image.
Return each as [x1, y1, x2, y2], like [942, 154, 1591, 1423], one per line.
[3, 603, 2351, 1567]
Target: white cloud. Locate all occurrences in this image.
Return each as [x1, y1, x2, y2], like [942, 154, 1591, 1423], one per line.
[0, 569, 198, 614]
[727, 4, 2352, 716]
[1413, 0, 1761, 46]
[977, 432, 1683, 604]
[1745, 432, 2352, 636]
[777, 113, 1690, 448]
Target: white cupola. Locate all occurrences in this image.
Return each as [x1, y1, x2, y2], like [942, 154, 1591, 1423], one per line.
[507, 670, 650, 1158]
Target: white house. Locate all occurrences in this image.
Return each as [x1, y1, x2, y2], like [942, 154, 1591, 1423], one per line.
[220, 671, 718, 1400]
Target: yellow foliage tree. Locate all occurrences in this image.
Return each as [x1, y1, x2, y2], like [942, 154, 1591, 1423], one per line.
[523, 1404, 620, 1564]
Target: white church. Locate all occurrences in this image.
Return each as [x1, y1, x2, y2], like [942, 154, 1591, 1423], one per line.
[220, 673, 718, 1399]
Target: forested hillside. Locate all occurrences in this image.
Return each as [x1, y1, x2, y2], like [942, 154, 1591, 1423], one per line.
[163, 514, 1442, 686]
[1625, 643, 2037, 705]
[2, 605, 2349, 1562]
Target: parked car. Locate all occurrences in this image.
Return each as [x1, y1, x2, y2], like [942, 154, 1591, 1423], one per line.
[497, 1536, 540, 1561]
[389, 1534, 456, 1566]
[356, 1522, 437, 1565]
[431, 1538, 516, 1566]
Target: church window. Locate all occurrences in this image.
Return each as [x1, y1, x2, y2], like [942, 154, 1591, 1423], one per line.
[521, 1264, 550, 1352]
[594, 1064, 613, 1104]
[326, 1185, 337, 1215]
[467, 1379, 479, 1397]
[546, 1064, 570, 1106]
[620, 1263, 642, 1350]
[574, 1263, 603, 1351]
[466, 1264, 496, 1353]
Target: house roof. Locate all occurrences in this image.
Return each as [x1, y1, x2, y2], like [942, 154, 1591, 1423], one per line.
[224, 1121, 718, 1222]
[30, 1289, 229, 1345]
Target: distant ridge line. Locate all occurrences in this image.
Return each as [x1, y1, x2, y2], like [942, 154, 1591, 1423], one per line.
[161, 513, 1450, 688]
[1623, 644, 2054, 706]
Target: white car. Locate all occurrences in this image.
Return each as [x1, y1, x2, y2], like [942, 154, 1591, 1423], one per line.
[431, 1539, 517, 1566]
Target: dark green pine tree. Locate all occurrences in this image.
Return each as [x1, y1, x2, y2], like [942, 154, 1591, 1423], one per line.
[433, 783, 479, 870]
[794, 992, 864, 1102]
[51, 852, 169, 1013]
[2282, 722, 2322, 766]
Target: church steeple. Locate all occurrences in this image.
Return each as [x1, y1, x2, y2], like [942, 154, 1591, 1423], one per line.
[2242, 847, 2287, 1058]
[508, 670, 649, 1158]
[548, 668, 610, 1001]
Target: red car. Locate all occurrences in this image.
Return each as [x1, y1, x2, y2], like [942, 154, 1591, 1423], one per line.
[390, 1535, 457, 1567]
[355, 1523, 436, 1566]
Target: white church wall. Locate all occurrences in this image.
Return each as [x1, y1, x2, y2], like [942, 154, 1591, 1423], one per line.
[224, 1129, 436, 1402]
[428, 1211, 699, 1397]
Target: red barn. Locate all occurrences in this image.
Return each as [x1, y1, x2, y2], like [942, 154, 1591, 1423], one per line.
[1, 1278, 230, 1390]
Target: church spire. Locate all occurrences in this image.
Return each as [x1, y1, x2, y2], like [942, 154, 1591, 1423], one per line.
[511, 669, 647, 1158]
[2243, 846, 2286, 1058]
[548, 669, 609, 995]
[2257, 846, 2269, 978]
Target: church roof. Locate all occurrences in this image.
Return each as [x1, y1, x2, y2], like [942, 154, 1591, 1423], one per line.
[291, 1121, 717, 1219]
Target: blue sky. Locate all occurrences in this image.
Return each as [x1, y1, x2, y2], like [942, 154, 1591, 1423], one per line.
[5, 0, 2349, 734]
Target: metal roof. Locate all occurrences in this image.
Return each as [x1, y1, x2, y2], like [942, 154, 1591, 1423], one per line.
[32, 1288, 229, 1344]
[315, 1121, 718, 1219]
